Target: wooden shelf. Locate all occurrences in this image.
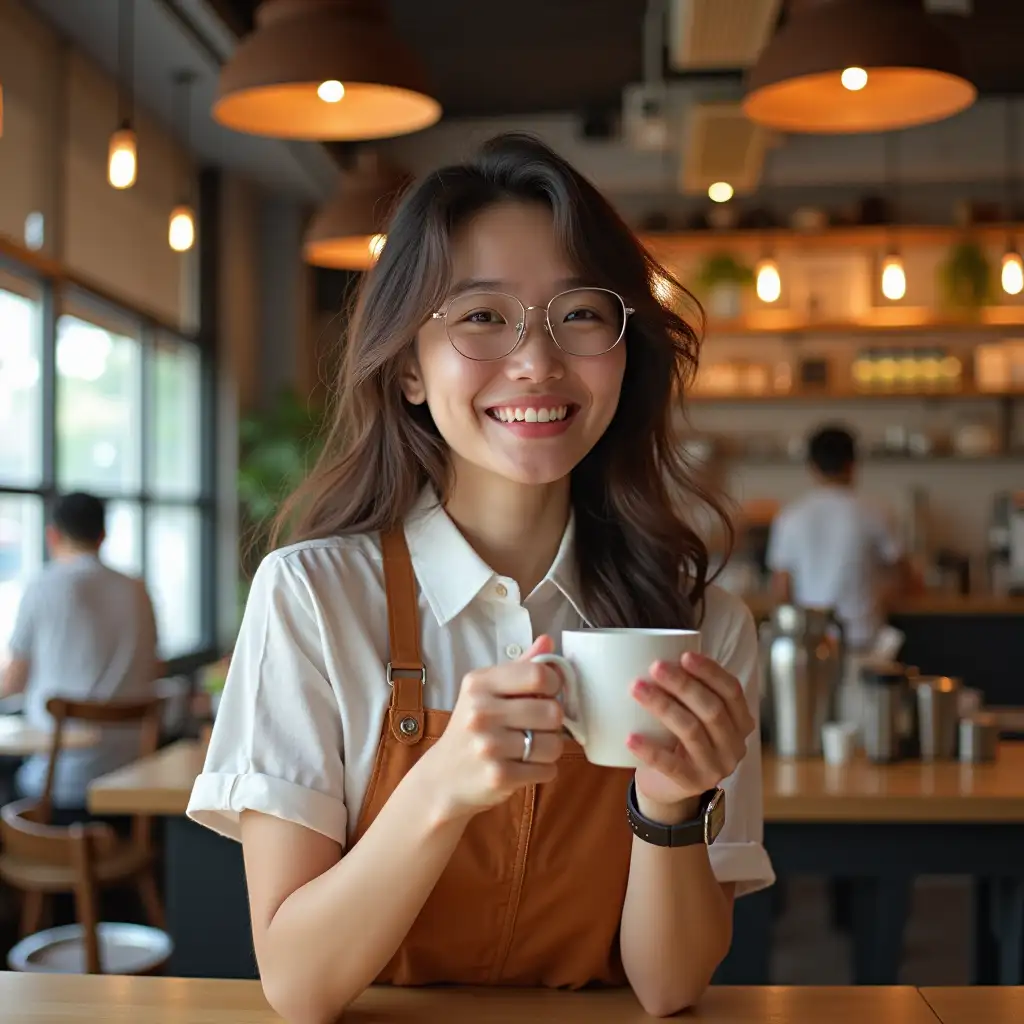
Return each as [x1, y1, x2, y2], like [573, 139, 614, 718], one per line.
[643, 223, 1024, 257]
[687, 388, 1022, 404]
[724, 453, 1023, 467]
[701, 309, 1024, 337]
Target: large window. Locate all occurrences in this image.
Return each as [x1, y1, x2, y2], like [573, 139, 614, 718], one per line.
[0, 268, 214, 667]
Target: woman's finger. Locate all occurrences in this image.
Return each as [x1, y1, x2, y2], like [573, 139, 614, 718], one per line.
[627, 734, 704, 791]
[497, 695, 564, 732]
[680, 653, 755, 733]
[646, 663, 744, 751]
[632, 682, 725, 780]
[474, 728, 564, 765]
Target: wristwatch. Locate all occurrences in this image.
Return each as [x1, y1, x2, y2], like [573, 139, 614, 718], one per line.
[626, 781, 725, 848]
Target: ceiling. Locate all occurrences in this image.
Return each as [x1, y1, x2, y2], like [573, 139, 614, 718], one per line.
[211, 0, 1024, 119]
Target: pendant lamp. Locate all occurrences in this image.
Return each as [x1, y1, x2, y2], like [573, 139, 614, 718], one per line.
[213, 0, 441, 140]
[304, 152, 408, 269]
[744, 0, 976, 134]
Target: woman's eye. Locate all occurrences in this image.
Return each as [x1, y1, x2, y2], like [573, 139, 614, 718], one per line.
[563, 307, 599, 322]
[464, 309, 505, 324]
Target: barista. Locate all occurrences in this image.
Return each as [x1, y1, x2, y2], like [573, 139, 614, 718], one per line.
[765, 425, 913, 653]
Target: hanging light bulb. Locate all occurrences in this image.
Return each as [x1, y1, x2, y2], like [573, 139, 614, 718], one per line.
[108, 125, 138, 189]
[755, 257, 782, 303]
[881, 253, 906, 301]
[168, 204, 196, 252]
[1002, 250, 1024, 296]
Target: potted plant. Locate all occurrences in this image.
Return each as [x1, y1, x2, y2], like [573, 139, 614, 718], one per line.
[696, 252, 755, 319]
[237, 388, 328, 591]
[939, 239, 992, 313]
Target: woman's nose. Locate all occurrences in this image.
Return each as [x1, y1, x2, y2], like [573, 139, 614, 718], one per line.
[508, 309, 564, 379]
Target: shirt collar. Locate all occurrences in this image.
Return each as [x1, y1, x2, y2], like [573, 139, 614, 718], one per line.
[403, 487, 591, 627]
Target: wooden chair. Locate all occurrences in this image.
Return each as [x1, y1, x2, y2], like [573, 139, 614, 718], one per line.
[0, 799, 171, 973]
[0, 696, 166, 939]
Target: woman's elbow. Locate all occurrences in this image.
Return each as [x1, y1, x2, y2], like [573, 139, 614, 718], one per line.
[260, 968, 352, 1024]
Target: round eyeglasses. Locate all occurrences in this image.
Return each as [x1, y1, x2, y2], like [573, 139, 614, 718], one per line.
[431, 287, 634, 362]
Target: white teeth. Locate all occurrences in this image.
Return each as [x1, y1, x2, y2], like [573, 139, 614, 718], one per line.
[492, 405, 569, 423]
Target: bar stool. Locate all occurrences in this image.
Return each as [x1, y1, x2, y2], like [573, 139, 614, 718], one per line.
[0, 799, 172, 973]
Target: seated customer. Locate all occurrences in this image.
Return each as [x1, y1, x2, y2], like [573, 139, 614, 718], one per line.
[0, 492, 159, 811]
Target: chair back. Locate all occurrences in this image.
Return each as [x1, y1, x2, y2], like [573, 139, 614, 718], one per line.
[0, 799, 114, 972]
[40, 697, 163, 843]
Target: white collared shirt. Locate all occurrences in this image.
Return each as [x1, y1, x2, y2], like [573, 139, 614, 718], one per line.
[188, 491, 774, 896]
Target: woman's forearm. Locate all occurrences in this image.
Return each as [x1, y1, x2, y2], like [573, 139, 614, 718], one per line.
[258, 757, 470, 1024]
[619, 794, 733, 1017]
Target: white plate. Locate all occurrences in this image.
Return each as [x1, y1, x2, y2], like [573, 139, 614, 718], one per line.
[8, 922, 173, 974]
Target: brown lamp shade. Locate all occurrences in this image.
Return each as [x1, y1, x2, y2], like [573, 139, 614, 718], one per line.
[743, 0, 976, 134]
[214, 0, 441, 140]
[304, 154, 408, 269]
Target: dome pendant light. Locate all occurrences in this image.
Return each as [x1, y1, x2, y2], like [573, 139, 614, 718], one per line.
[213, 0, 441, 140]
[744, 0, 976, 134]
[304, 151, 409, 270]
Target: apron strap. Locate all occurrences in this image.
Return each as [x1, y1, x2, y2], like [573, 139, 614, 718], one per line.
[381, 526, 426, 745]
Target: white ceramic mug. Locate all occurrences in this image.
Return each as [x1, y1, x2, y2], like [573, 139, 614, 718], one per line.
[533, 628, 701, 768]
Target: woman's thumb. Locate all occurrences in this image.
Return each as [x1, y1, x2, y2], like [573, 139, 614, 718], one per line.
[520, 634, 555, 659]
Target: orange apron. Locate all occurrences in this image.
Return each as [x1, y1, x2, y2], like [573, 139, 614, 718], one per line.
[352, 527, 636, 988]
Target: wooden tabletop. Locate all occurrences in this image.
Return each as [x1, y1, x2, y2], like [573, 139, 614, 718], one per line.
[0, 715, 99, 757]
[764, 742, 1024, 823]
[90, 739, 1024, 824]
[0, 973, 944, 1024]
[87, 738, 204, 815]
[920, 987, 1024, 1024]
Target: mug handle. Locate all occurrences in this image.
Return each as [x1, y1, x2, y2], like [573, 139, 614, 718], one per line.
[531, 653, 585, 746]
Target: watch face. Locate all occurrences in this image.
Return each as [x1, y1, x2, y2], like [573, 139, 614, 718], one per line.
[704, 789, 726, 846]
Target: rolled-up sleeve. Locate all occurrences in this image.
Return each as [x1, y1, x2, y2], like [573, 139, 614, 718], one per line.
[705, 592, 775, 897]
[187, 552, 348, 845]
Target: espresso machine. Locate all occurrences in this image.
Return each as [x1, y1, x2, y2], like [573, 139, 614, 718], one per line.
[987, 492, 1024, 596]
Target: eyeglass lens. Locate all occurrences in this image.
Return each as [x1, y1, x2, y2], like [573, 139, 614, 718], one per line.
[443, 288, 625, 360]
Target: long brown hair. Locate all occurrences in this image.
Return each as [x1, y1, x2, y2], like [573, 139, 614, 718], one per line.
[275, 133, 731, 629]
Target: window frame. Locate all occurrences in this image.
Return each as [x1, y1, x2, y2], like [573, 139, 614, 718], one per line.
[0, 245, 217, 674]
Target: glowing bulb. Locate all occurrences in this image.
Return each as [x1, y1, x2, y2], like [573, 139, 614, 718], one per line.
[108, 128, 137, 189]
[708, 181, 734, 203]
[317, 80, 345, 103]
[880, 254, 906, 301]
[755, 258, 781, 303]
[841, 66, 868, 91]
[168, 205, 195, 252]
[1001, 251, 1024, 295]
[368, 233, 386, 261]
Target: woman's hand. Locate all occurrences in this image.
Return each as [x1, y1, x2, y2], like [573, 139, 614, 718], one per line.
[420, 635, 565, 822]
[628, 651, 755, 817]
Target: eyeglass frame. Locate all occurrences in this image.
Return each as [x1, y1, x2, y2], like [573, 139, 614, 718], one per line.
[430, 286, 635, 362]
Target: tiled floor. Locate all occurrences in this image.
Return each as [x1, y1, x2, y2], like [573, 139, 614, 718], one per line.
[0, 876, 973, 982]
[771, 877, 971, 985]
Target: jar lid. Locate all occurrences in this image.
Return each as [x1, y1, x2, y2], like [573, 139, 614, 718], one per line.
[860, 660, 907, 685]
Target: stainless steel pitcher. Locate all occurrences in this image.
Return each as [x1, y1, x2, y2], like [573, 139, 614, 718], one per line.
[763, 605, 845, 758]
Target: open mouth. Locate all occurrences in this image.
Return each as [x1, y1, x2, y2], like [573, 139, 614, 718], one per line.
[486, 404, 578, 424]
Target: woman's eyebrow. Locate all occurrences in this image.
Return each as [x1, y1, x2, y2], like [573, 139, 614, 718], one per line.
[446, 275, 588, 297]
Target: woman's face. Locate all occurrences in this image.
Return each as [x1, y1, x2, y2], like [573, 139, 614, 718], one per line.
[402, 201, 627, 490]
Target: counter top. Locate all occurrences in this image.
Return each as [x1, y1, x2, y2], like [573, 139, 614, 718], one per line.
[0, 973, 945, 1024]
[763, 742, 1024, 823]
[91, 740, 1024, 824]
[744, 593, 1024, 620]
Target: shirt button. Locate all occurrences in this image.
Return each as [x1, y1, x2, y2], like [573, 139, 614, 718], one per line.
[505, 643, 522, 658]
[494, 583, 508, 598]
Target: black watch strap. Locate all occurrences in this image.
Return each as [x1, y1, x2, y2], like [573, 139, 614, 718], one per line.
[626, 780, 724, 848]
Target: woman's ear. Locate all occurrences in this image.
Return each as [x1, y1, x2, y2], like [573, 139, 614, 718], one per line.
[399, 349, 427, 405]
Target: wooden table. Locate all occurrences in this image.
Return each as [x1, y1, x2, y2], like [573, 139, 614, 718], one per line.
[920, 986, 1024, 1024]
[720, 745, 1024, 988]
[0, 714, 99, 756]
[0, 972, 946, 1024]
[89, 740, 1024, 986]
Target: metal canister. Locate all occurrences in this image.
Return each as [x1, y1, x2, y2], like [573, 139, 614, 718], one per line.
[916, 676, 962, 761]
[959, 712, 999, 764]
[861, 662, 910, 763]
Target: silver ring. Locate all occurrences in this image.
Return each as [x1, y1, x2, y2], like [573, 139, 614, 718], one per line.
[521, 728, 534, 763]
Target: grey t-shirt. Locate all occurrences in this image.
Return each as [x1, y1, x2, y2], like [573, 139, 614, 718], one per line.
[8, 554, 158, 807]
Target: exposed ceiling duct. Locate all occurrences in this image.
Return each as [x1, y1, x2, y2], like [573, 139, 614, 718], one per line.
[668, 0, 782, 70]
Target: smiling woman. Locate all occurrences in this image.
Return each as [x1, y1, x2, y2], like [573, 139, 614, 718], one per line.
[187, 133, 772, 1024]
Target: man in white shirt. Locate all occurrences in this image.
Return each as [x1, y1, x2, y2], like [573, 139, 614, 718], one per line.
[0, 492, 159, 810]
[765, 425, 912, 651]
